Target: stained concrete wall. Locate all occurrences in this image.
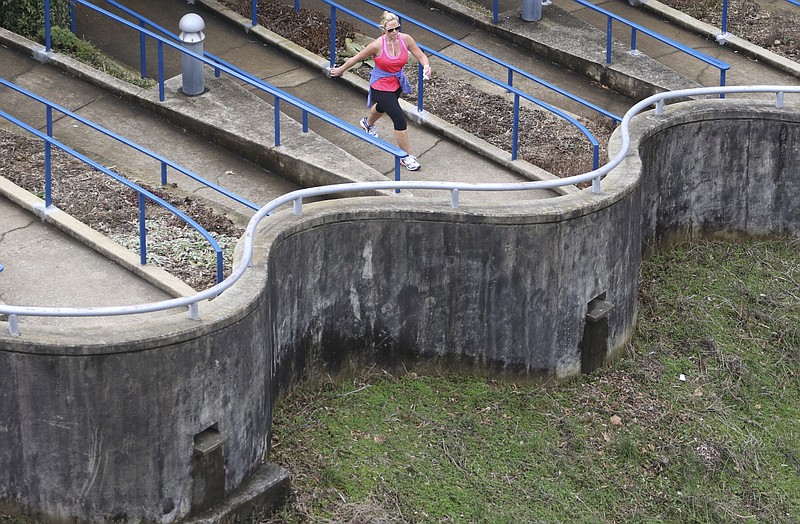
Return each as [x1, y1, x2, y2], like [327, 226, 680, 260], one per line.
[0, 285, 273, 522]
[0, 100, 798, 522]
[266, 200, 641, 389]
[634, 103, 800, 247]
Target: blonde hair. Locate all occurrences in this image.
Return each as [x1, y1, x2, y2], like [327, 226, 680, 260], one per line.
[380, 11, 399, 30]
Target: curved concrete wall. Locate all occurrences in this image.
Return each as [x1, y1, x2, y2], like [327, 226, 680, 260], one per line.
[634, 103, 800, 247]
[0, 283, 273, 522]
[0, 99, 797, 522]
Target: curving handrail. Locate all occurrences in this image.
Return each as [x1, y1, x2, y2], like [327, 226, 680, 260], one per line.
[2, 85, 797, 336]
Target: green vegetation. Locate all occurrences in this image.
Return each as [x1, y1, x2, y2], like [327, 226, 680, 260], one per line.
[47, 25, 153, 88]
[0, 0, 68, 39]
[267, 238, 800, 523]
[0, 0, 153, 88]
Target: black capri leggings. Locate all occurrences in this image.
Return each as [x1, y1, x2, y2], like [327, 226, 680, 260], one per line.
[370, 87, 407, 131]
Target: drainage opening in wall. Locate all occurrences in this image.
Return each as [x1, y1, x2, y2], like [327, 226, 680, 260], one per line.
[191, 423, 228, 514]
[580, 293, 614, 374]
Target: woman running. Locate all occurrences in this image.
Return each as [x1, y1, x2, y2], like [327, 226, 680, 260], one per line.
[330, 11, 431, 171]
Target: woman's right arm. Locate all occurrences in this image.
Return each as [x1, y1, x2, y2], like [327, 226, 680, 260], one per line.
[330, 38, 380, 77]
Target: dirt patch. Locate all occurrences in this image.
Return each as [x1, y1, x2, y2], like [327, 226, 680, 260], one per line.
[659, 0, 799, 61]
[0, 130, 243, 290]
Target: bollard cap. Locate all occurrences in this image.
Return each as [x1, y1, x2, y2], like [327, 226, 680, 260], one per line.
[179, 13, 205, 42]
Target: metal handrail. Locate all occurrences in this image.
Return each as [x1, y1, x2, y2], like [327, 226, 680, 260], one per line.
[324, 0, 619, 121]
[0, 77, 259, 213]
[257, 0, 616, 168]
[317, 0, 608, 167]
[0, 107, 224, 285]
[57, 0, 408, 180]
[3, 85, 797, 337]
[569, 0, 730, 91]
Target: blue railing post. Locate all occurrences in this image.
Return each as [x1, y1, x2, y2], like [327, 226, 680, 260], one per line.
[158, 41, 164, 101]
[630, 27, 637, 52]
[493, 0, 499, 24]
[44, 0, 52, 51]
[507, 69, 513, 93]
[138, 193, 147, 265]
[417, 63, 424, 112]
[294, 0, 300, 11]
[721, 0, 729, 34]
[251, 0, 257, 27]
[394, 157, 401, 193]
[161, 162, 167, 185]
[274, 97, 281, 146]
[606, 17, 613, 64]
[45, 106, 53, 207]
[329, 6, 337, 68]
[69, 0, 76, 33]
[592, 144, 599, 170]
[139, 20, 147, 79]
[512, 94, 520, 161]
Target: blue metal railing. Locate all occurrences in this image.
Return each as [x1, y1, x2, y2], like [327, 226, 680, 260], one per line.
[484, 0, 729, 92]
[259, 0, 622, 168]
[569, 0, 730, 92]
[0, 78, 259, 214]
[0, 80, 225, 284]
[54, 0, 407, 181]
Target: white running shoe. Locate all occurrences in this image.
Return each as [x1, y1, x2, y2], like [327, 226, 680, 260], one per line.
[400, 155, 420, 171]
[359, 117, 378, 137]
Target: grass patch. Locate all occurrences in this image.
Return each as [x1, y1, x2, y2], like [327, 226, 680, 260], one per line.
[266, 238, 800, 523]
[46, 25, 154, 88]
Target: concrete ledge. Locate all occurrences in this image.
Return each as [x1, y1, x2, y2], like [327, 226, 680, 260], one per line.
[419, 0, 703, 98]
[184, 462, 290, 524]
[637, 0, 800, 79]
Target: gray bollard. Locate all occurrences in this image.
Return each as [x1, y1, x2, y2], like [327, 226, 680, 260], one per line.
[179, 13, 205, 96]
[522, 0, 543, 22]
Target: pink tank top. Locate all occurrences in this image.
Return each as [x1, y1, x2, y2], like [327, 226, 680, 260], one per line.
[372, 35, 409, 91]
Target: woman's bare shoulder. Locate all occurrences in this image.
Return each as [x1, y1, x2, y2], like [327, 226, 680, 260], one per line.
[400, 33, 416, 45]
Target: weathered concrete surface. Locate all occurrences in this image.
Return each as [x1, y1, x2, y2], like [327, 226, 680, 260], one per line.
[632, 101, 800, 248]
[1, 100, 798, 522]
